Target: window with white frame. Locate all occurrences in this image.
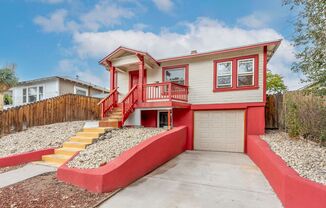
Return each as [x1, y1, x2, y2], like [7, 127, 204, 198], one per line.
[22, 85, 45, 104]
[74, 86, 88, 96]
[164, 67, 186, 85]
[237, 58, 254, 87]
[216, 61, 232, 88]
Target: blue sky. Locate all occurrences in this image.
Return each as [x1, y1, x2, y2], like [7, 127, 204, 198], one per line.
[0, 0, 303, 89]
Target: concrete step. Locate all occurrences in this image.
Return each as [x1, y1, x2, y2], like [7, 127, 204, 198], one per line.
[55, 147, 82, 156]
[63, 141, 90, 149]
[42, 154, 71, 164]
[83, 127, 107, 133]
[76, 132, 102, 138]
[99, 120, 121, 128]
[70, 136, 96, 143]
[32, 161, 61, 167]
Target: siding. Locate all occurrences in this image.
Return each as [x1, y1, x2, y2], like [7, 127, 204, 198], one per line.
[59, 79, 106, 97]
[115, 47, 264, 104]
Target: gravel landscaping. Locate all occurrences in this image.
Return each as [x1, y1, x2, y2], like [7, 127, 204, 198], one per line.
[68, 127, 165, 169]
[0, 121, 84, 158]
[0, 164, 26, 174]
[0, 172, 116, 208]
[262, 130, 326, 185]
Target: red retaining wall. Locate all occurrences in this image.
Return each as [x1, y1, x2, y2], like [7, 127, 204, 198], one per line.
[0, 148, 54, 167]
[247, 135, 326, 208]
[57, 126, 188, 193]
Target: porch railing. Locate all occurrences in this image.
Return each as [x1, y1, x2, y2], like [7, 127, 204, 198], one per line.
[143, 82, 188, 102]
[98, 88, 118, 119]
[121, 85, 138, 124]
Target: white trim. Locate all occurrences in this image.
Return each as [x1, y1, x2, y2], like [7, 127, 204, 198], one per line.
[216, 61, 232, 88]
[22, 84, 45, 104]
[237, 58, 254, 87]
[74, 86, 88, 96]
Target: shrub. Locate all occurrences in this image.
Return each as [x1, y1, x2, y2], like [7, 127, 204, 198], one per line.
[283, 92, 326, 145]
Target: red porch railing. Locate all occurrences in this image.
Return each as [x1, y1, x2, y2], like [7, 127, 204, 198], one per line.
[143, 82, 188, 102]
[98, 88, 118, 119]
[121, 85, 138, 124]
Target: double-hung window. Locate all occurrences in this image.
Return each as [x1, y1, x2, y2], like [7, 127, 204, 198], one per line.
[237, 59, 254, 87]
[216, 61, 232, 88]
[214, 54, 258, 92]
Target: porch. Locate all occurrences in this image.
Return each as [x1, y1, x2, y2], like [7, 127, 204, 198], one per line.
[98, 47, 189, 127]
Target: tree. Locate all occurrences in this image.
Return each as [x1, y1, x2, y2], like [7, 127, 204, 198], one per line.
[266, 70, 287, 94]
[0, 65, 18, 110]
[283, 0, 326, 89]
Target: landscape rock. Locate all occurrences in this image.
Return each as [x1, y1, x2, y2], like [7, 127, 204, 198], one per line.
[262, 130, 326, 185]
[0, 121, 84, 158]
[68, 127, 165, 169]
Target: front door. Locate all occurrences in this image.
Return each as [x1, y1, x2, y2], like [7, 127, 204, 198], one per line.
[158, 111, 168, 128]
[129, 71, 139, 90]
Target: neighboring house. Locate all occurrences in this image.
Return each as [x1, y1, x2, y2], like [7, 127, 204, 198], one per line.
[4, 76, 109, 109]
[98, 39, 281, 153]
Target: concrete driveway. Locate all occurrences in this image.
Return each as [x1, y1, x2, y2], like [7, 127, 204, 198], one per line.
[101, 151, 282, 208]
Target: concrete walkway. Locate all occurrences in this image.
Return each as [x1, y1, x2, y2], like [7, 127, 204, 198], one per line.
[101, 151, 282, 208]
[0, 164, 56, 188]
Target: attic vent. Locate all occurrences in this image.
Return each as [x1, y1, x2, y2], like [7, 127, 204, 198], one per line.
[191, 50, 197, 54]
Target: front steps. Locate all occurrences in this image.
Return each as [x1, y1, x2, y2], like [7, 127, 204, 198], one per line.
[99, 107, 123, 128]
[36, 127, 109, 167]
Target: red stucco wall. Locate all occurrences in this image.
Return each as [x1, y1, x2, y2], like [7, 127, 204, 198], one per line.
[57, 126, 188, 193]
[247, 135, 326, 208]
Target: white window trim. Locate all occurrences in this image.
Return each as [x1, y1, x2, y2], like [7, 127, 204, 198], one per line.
[217, 61, 232, 88]
[74, 86, 88, 96]
[22, 84, 45, 104]
[164, 67, 186, 85]
[237, 58, 255, 87]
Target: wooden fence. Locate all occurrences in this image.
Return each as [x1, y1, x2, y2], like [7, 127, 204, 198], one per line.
[265, 94, 284, 129]
[0, 94, 101, 136]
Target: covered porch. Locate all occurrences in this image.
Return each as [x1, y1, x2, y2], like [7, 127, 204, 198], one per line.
[98, 47, 189, 126]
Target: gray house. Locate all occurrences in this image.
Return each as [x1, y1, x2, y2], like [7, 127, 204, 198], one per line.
[4, 76, 109, 109]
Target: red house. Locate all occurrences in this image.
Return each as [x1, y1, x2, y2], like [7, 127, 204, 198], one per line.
[98, 39, 281, 153]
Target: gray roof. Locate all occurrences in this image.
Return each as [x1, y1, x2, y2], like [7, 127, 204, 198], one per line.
[17, 76, 109, 92]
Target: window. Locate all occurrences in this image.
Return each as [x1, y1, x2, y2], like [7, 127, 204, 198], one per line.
[22, 85, 45, 104]
[217, 61, 232, 88]
[213, 54, 258, 92]
[163, 65, 188, 86]
[28, 87, 37, 103]
[237, 59, 254, 87]
[39, 86, 44, 100]
[74, 86, 88, 96]
[23, 88, 27, 103]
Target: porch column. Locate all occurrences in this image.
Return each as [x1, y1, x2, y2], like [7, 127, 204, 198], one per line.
[107, 61, 116, 91]
[137, 55, 144, 102]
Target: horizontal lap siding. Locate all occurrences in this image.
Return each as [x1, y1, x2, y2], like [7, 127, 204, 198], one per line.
[117, 71, 129, 101]
[161, 47, 264, 104]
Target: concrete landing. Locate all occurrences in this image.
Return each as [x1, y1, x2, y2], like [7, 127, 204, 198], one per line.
[100, 151, 283, 208]
[0, 164, 56, 188]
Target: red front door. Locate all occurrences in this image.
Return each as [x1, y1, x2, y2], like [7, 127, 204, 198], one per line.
[129, 71, 139, 90]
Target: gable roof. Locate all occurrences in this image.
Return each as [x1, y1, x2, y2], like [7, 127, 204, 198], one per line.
[158, 39, 282, 63]
[99, 46, 160, 67]
[17, 76, 109, 92]
[99, 39, 281, 68]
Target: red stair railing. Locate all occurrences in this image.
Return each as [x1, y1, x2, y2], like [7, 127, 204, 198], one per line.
[98, 88, 118, 119]
[121, 85, 138, 124]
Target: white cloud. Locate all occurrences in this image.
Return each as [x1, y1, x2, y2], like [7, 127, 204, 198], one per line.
[80, 1, 134, 31]
[56, 59, 108, 87]
[71, 17, 302, 89]
[237, 12, 271, 28]
[34, 9, 70, 32]
[152, 0, 174, 12]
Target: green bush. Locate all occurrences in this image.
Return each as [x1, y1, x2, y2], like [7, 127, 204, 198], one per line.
[283, 92, 326, 145]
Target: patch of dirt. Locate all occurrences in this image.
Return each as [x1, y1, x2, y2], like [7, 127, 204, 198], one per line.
[0, 164, 26, 174]
[0, 172, 115, 208]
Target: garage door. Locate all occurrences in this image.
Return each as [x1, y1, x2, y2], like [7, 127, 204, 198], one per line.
[194, 110, 245, 152]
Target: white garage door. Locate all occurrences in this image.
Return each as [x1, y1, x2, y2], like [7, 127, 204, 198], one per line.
[194, 110, 245, 152]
